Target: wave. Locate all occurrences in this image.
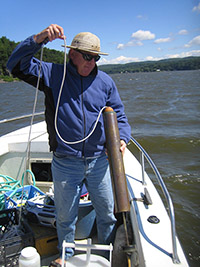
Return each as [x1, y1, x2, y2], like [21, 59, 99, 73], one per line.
[133, 135, 200, 153]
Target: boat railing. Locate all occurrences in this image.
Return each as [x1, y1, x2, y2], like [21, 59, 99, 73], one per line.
[130, 137, 180, 264]
[0, 111, 44, 124]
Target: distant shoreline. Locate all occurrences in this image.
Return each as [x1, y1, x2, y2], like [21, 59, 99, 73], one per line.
[1, 69, 199, 84]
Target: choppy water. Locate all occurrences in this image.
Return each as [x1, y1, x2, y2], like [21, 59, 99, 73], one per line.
[0, 70, 200, 266]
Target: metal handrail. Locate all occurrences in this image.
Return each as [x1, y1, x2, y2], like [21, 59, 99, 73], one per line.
[130, 137, 180, 264]
[0, 111, 44, 124]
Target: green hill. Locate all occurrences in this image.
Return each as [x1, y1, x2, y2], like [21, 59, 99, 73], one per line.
[0, 36, 66, 81]
[98, 57, 200, 73]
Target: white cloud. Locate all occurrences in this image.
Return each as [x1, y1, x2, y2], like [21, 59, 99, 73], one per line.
[131, 30, 155, 41]
[117, 40, 143, 50]
[192, 3, 200, 13]
[117, 44, 125, 50]
[166, 50, 200, 58]
[143, 50, 200, 61]
[145, 56, 163, 61]
[98, 56, 140, 65]
[98, 50, 200, 65]
[178, 29, 188, 35]
[154, 37, 172, 44]
[116, 30, 155, 50]
[184, 35, 200, 47]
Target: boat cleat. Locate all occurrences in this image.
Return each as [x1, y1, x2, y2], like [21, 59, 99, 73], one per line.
[133, 187, 153, 206]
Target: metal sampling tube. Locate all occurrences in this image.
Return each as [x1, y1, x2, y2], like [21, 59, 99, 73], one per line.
[103, 107, 130, 213]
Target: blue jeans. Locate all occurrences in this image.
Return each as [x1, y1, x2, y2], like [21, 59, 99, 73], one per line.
[51, 152, 116, 260]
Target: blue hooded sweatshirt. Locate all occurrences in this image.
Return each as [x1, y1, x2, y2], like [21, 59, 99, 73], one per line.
[7, 35, 131, 157]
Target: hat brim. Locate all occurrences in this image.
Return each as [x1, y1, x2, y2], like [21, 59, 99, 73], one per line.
[62, 45, 108, 55]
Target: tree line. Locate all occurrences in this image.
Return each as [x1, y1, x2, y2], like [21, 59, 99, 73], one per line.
[0, 36, 200, 82]
[0, 36, 65, 81]
[98, 56, 200, 73]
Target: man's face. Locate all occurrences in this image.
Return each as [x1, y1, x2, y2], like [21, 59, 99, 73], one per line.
[70, 49, 97, 77]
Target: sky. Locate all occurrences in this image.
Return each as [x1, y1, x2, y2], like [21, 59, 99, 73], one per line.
[1, 0, 200, 65]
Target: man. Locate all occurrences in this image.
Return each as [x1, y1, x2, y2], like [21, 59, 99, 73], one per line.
[7, 24, 131, 266]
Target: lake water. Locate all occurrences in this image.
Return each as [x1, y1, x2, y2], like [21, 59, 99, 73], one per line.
[0, 70, 199, 266]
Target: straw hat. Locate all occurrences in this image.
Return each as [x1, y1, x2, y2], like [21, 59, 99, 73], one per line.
[64, 32, 108, 55]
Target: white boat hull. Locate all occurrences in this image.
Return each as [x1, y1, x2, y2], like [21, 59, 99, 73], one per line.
[0, 121, 189, 266]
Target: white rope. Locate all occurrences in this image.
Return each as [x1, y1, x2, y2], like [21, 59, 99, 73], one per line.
[55, 105, 107, 145]
[19, 42, 45, 223]
[54, 37, 107, 145]
[17, 36, 105, 220]
[25, 43, 44, 169]
[23, 36, 106, 158]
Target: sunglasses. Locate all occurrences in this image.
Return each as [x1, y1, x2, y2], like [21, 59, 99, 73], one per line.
[76, 50, 101, 62]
